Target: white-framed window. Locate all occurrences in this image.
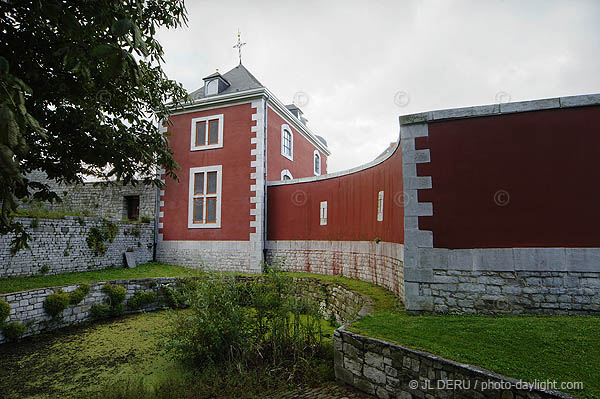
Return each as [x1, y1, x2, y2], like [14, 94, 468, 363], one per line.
[377, 191, 384, 222]
[281, 124, 293, 161]
[320, 201, 328, 226]
[188, 165, 222, 228]
[190, 114, 224, 151]
[281, 169, 293, 181]
[314, 150, 321, 176]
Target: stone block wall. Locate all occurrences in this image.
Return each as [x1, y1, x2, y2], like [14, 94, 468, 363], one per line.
[0, 217, 154, 278]
[157, 240, 262, 273]
[334, 328, 572, 399]
[266, 240, 405, 299]
[0, 277, 182, 344]
[24, 170, 157, 220]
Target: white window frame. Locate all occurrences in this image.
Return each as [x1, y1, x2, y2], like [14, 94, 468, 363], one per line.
[320, 201, 328, 226]
[190, 114, 224, 151]
[281, 169, 293, 181]
[281, 124, 294, 161]
[188, 165, 222, 229]
[377, 191, 384, 222]
[314, 150, 321, 176]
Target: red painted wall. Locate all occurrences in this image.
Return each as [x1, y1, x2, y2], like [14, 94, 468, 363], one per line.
[160, 103, 253, 241]
[266, 106, 327, 181]
[417, 105, 600, 248]
[267, 147, 403, 243]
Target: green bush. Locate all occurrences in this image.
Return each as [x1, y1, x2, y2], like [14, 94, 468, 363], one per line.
[2, 321, 26, 341]
[102, 283, 126, 306]
[40, 264, 51, 274]
[0, 299, 10, 324]
[90, 303, 113, 319]
[69, 284, 91, 305]
[43, 290, 71, 318]
[161, 285, 185, 309]
[127, 291, 157, 310]
[86, 221, 119, 256]
[165, 265, 324, 370]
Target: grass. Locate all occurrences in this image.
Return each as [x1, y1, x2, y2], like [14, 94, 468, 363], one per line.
[0, 262, 200, 294]
[283, 273, 597, 398]
[11, 206, 93, 220]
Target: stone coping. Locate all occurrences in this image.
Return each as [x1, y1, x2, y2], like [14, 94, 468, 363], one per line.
[399, 93, 600, 125]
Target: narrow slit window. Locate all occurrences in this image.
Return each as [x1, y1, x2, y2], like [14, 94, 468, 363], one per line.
[377, 191, 384, 222]
[320, 201, 327, 226]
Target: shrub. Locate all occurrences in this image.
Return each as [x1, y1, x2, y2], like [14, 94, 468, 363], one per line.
[90, 303, 113, 320]
[140, 216, 152, 223]
[161, 285, 185, 309]
[2, 321, 26, 341]
[127, 291, 157, 310]
[86, 221, 119, 256]
[69, 284, 91, 305]
[90, 283, 126, 319]
[40, 264, 51, 274]
[102, 283, 126, 306]
[0, 299, 10, 324]
[43, 290, 71, 318]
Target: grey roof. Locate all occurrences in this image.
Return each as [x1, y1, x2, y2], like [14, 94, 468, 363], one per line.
[189, 64, 264, 101]
[315, 135, 327, 147]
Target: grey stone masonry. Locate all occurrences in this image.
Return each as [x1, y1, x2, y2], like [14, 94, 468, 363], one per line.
[0, 217, 153, 278]
[334, 328, 573, 399]
[265, 240, 404, 299]
[24, 170, 157, 220]
[0, 277, 183, 344]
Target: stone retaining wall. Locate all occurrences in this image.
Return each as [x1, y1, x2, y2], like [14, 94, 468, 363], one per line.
[0, 217, 154, 278]
[334, 328, 573, 399]
[266, 241, 405, 299]
[0, 277, 182, 344]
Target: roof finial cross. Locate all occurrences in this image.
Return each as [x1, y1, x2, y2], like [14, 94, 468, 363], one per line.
[233, 29, 246, 65]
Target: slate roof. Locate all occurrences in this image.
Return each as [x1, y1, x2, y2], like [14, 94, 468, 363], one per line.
[189, 64, 264, 101]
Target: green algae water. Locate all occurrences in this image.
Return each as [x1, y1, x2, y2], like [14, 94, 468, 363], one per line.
[0, 311, 189, 399]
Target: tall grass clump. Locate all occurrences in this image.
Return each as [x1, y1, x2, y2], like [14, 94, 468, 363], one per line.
[164, 263, 329, 384]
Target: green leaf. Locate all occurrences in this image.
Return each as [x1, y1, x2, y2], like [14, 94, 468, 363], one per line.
[111, 19, 132, 37]
[91, 44, 115, 58]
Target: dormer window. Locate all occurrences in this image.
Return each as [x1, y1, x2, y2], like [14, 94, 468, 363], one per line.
[202, 72, 230, 97]
[205, 79, 219, 96]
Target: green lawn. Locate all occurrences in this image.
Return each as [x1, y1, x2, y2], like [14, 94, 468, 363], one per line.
[0, 262, 200, 294]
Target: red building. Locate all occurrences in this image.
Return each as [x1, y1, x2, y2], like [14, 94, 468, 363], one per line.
[157, 64, 330, 271]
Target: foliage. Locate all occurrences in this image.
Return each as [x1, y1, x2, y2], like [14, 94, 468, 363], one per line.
[160, 285, 186, 309]
[40, 264, 51, 274]
[69, 284, 91, 305]
[164, 265, 325, 373]
[1, 321, 26, 341]
[11, 204, 91, 220]
[0, 0, 189, 252]
[0, 298, 10, 324]
[89, 283, 127, 319]
[43, 289, 71, 318]
[127, 290, 157, 310]
[140, 216, 152, 223]
[86, 221, 119, 256]
[0, 262, 199, 294]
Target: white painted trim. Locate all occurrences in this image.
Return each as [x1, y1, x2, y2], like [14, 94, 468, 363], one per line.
[281, 124, 293, 161]
[190, 114, 224, 151]
[280, 169, 293, 180]
[320, 201, 328, 225]
[187, 165, 222, 229]
[314, 150, 321, 176]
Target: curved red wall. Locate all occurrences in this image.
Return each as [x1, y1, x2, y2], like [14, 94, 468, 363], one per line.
[267, 147, 403, 243]
[417, 105, 600, 248]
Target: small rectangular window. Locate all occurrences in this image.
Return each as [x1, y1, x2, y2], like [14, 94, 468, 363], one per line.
[196, 121, 206, 147]
[193, 198, 204, 223]
[320, 201, 327, 226]
[208, 120, 219, 144]
[124, 195, 140, 220]
[377, 191, 384, 222]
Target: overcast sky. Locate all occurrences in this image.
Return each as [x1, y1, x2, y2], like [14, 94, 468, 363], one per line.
[156, 0, 600, 173]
